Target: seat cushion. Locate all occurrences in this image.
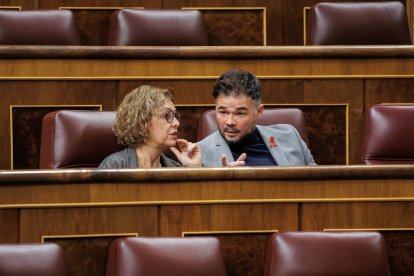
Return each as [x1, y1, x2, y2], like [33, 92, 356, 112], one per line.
[264, 232, 390, 276]
[360, 104, 414, 164]
[39, 110, 123, 169]
[106, 237, 227, 276]
[107, 9, 208, 46]
[0, 10, 81, 45]
[308, 2, 411, 45]
[0, 243, 67, 276]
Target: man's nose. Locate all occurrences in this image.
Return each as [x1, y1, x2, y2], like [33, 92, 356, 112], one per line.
[226, 114, 236, 125]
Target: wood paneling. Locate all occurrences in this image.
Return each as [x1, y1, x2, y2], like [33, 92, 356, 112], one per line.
[301, 202, 414, 230]
[117, 80, 216, 105]
[71, 9, 115, 46]
[383, 231, 414, 276]
[164, 0, 284, 45]
[20, 206, 158, 242]
[0, 183, 90, 205]
[39, 0, 159, 9]
[184, 232, 274, 275]
[302, 79, 362, 164]
[364, 79, 414, 110]
[45, 235, 136, 276]
[0, 210, 18, 242]
[1, 166, 413, 204]
[160, 204, 296, 235]
[194, 9, 264, 46]
[0, 1, 36, 9]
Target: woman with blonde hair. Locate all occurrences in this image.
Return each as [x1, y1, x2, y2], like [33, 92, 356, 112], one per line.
[99, 85, 201, 168]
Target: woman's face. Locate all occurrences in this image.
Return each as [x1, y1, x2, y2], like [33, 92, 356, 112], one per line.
[146, 100, 180, 150]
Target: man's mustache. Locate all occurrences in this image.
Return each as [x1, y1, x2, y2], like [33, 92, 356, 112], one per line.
[224, 127, 240, 133]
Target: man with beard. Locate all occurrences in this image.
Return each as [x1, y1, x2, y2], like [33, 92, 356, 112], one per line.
[197, 69, 316, 167]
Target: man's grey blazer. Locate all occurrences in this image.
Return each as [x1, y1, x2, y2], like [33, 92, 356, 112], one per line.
[197, 124, 316, 167]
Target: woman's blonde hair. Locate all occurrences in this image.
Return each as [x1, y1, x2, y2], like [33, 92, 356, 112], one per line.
[114, 85, 172, 146]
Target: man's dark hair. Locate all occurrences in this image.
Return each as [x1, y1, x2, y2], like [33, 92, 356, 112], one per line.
[212, 69, 261, 105]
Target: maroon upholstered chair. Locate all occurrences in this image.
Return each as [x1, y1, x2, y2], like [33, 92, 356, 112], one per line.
[0, 10, 81, 45]
[39, 110, 123, 169]
[197, 108, 309, 145]
[107, 9, 208, 46]
[0, 243, 67, 276]
[307, 2, 412, 45]
[106, 237, 227, 276]
[360, 104, 414, 165]
[264, 232, 391, 276]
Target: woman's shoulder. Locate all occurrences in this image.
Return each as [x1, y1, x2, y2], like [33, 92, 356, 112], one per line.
[98, 147, 135, 169]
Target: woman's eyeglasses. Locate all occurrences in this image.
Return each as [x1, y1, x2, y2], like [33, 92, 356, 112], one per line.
[155, 110, 180, 123]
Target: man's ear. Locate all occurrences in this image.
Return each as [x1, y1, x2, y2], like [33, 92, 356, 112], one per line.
[257, 104, 265, 117]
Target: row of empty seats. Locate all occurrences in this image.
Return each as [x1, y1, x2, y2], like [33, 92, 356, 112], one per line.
[0, 9, 208, 46]
[0, 232, 390, 276]
[38, 104, 414, 168]
[0, 1, 412, 46]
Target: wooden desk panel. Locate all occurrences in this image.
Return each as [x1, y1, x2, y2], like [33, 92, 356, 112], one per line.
[1, 166, 414, 275]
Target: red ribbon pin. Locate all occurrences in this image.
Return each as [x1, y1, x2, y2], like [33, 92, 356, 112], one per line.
[269, 136, 277, 147]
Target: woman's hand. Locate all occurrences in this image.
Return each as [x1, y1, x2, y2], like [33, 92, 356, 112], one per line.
[170, 139, 202, 167]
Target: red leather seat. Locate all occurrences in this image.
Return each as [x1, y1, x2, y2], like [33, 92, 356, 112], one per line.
[197, 108, 309, 145]
[307, 2, 411, 45]
[0, 10, 81, 45]
[264, 232, 390, 276]
[107, 9, 208, 46]
[106, 237, 227, 276]
[0, 243, 67, 276]
[360, 104, 414, 165]
[39, 110, 123, 169]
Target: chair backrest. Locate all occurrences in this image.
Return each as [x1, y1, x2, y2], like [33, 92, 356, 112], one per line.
[107, 9, 208, 46]
[106, 237, 227, 276]
[39, 110, 123, 169]
[307, 2, 412, 45]
[0, 243, 67, 276]
[264, 232, 390, 276]
[197, 108, 309, 145]
[0, 10, 81, 45]
[360, 104, 414, 165]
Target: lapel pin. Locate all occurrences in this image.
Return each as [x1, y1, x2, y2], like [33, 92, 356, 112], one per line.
[269, 136, 277, 147]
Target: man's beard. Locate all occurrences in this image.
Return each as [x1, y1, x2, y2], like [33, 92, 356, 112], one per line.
[219, 126, 256, 146]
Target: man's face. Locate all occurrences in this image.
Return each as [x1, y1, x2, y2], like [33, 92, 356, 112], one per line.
[215, 93, 264, 143]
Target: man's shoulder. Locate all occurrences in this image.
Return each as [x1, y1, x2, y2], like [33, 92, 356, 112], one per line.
[197, 131, 219, 146]
[257, 124, 295, 134]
